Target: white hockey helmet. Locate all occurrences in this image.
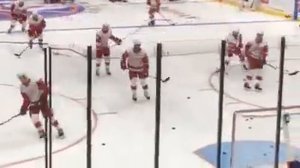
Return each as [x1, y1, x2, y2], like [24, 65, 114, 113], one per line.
[133, 39, 141, 46]
[257, 31, 264, 36]
[102, 23, 110, 28]
[232, 28, 239, 34]
[18, 0, 24, 6]
[17, 73, 29, 79]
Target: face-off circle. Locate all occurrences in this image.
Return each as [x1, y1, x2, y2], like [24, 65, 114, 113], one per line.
[0, 0, 85, 21]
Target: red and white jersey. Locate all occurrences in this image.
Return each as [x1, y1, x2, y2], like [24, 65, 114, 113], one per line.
[226, 33, 242, 49]
[122, 48, 149, 72]
[20, 80, 45, 103]
[11, 1, 26, 16]
[28, 14, 44, 27]
[245, 40, 268, 60]
[96, 29, 112, 47]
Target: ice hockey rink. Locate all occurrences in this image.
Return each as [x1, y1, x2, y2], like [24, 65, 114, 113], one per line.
[0, 0, 300, 167]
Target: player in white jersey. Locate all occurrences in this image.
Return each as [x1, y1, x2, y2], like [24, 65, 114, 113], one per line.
[243, 32, 268, 91]
[96, 24, 122, 76]
[8, 0, 27, 33]
[18, 73, 64, 139]
[147, 0, 160, 26]
[27, 13, 46, 48]
[121, 40, 150, 101]
[225, 29, 245, 69]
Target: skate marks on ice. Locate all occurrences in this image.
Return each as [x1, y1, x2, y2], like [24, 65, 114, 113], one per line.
[0, 85, 100, 168]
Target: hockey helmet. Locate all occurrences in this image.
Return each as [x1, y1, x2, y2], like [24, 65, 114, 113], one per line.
[17, 73, 29, 79]
[18, 0, 24, 7]
[102, 23, 110, 33]
[133, 39, 141, 46]
[257, 31, 264, 36]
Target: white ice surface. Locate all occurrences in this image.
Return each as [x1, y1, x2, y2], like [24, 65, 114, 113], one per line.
[0, 0, 300, 168]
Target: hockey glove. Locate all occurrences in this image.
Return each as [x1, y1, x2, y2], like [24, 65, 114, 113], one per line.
[121, 61, 127, 70]
[143, 68, 149, 78]
[238, 43, 243, 48]
[20, 107, 27, 115]
[115, 38, 122, 45]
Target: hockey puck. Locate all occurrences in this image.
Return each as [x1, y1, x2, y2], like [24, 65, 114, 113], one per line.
[263, 153, 267, 156]
[187, 96, 191, 99]
[102, 143, 106, 146]
[222, 152, 227, 155]
[172, 127, 176, 130]
[245, 118, 249, 121]
[248, 126, 252, 129]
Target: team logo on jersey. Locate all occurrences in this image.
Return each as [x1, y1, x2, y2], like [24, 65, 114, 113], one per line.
[0, 0, 85, 20]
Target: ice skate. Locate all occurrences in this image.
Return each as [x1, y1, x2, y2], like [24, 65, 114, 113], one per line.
[38, 39, 43, 48]
[57, 128, 65, 139]
[148, 20, 155, 26]
[244, 82, 251, 90]
[106, 67, 111, 75]
[254, 84, 262, 91]
[144, 90, 150, 100]
[38, 130, 46, 139]
[29, 40, 33, 49]
[96, 68, 100, 76]
[7, 27, 13, 34]
[132, 92, 137, 101]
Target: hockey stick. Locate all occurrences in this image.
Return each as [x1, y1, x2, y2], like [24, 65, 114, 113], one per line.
[14, 46, 29, 58]
[0, 114, 20, 126]
[149, 75, 170, 83]
[266, 63, 299, 76]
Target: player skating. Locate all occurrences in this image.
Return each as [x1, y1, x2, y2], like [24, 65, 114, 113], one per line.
[96, 24, 122, 76]
[7, 0, 27, 33]
[243, 32, 268, 91]
[147, 0, 160, 26]
[225, 29, 246, 70]
[121, 40, 150, 101]
[28, 12, 46, 49]
[18, 73, 64, 139]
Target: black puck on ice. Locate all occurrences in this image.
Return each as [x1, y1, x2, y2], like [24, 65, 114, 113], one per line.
[248, 126, 252, 129]
[223, 152, 227, 155]
[263, 153, 267, 156]
[102, 143, 106, 146]
[187, 96, 191, 99]
[172, 127, 176, 130]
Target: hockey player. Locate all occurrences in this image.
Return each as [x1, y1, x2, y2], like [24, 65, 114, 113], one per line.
[121, 40, 150, 101]
[243, 32, 268, 91]
[27, 12, 46, 49]
[225, 29, 244, 69]
[147, 0, 160, 26]
[18, 73, 64, 138]
[8, 0, 27, 33]
[96, 24, 122, 76]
